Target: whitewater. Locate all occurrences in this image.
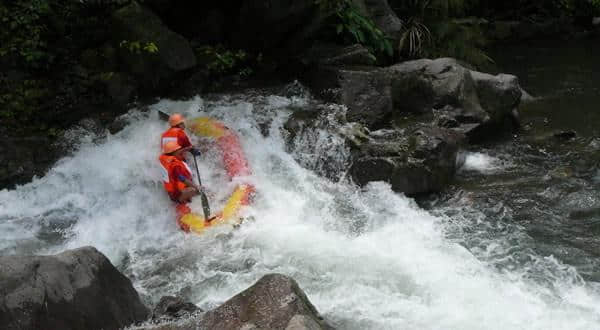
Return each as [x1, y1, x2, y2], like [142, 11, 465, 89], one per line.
[1, 89, 599, 329]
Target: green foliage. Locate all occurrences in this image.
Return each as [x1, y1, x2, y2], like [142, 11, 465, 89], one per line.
[119, 40, 159, 54]
[0, 0, 53, 69]
[316, 0, 393, 60]
[390, 0, 493, 67]
[195, 46, 257, 78]
[0, 79, 50, 129]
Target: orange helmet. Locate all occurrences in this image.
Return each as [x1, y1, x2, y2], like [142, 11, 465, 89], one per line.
[168, 113, 185, 127]
[162, 141, 182, 154]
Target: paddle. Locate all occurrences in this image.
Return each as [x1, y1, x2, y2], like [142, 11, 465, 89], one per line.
[193, 154, 212, 221]
[158, 109, 212, 220]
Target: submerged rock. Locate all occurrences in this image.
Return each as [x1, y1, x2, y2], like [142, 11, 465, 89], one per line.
[0, 246, 149, 330]
[198, 274, 330, 330]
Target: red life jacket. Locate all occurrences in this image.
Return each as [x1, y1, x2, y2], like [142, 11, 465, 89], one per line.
[159, 154, 192, 200]
[160, 127, 192, 151]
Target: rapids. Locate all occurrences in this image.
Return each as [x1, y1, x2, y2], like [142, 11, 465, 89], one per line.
[1, 87, 599, 329]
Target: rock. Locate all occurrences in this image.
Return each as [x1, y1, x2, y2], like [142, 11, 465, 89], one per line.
[111, 1, 196, 88]
[594, 17, 600, 26]
[283, 106, 354, 180]
[487, 21, 520, 40]
[385, 58, 488, 122]
[470, 71, 522, 121]
[553, 130, 577, 141]
[236, 0, 326, 53]
[152, 296, 200, 320]
[283, 106, 463, 195]
[349, 126, 464, 195]
[304, 65, 392, 127]
[302, 43, 375, 66]
[198, 274, 330, 330]
[286, 314, 323, 330]
[0, 246, 149, 330]
[0, 136, 59, 189]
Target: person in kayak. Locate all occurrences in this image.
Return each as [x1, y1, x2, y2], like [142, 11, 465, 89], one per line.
[160, 113, 201, 156]
[159, 141, 201, 203]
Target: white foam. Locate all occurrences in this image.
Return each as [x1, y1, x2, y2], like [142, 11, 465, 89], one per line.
[1, 92, 599, 329]
[461, 152, 506, 174]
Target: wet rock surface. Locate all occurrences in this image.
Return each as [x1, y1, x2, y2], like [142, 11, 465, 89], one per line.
[111, 1, 196, 89]
[0, 246, 149, 330]
[198, 274, 330, 330]
[152, 296, 201, 320]
[349, 126, 464, 195]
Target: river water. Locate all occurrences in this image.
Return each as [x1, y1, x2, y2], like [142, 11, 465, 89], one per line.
[1, 42, 599, 329]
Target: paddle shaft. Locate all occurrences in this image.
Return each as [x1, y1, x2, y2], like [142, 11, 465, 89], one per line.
[193, 154, 211, 220]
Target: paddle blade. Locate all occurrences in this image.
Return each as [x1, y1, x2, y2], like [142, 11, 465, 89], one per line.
[158, 110, 170, 122]
[200, 191, 211, 220]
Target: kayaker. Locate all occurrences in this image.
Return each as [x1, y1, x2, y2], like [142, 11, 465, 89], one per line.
[159, 141, 201, 203]
[160, 113, 201, 156]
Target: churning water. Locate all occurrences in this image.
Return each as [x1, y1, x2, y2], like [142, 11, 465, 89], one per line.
[1, 88, 599, 329]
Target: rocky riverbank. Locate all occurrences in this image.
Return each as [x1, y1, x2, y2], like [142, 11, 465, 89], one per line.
[0, 247, 330, 330]
[1, 0, 520, 194]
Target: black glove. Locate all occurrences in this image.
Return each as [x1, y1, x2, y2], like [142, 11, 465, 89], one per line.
[190, 147, 202, 156]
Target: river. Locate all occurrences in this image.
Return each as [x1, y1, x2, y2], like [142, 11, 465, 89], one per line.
[0, 41, 599, 329]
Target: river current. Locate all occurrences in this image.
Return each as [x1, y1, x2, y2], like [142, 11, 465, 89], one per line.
[1, 42, 599, 329]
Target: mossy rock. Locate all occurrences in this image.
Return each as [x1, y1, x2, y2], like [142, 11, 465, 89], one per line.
[111, 1, 196, 89]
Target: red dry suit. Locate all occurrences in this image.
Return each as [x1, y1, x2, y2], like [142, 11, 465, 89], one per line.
[158, 154, 193, 202]
[160, 127, 192, 151]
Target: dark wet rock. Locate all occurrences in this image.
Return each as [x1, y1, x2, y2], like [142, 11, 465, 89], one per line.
[111, 1, 196, 88]
[385, 58, 488, 121]
[198, 274, 330, 330]
[0, 246, 149, 330]
[152, 296, 201, 320]
[303, 43, 375, 66]
[90, 72, 137, 109]
[349, 126, 464, 195]
[304, 66, 392, 127]
[471, 71, 522, 122]
[0, 136, 59, 189]
[553, 130, 577, 141]
[283, 106, 354, 180]
[236, 0, 327, 54]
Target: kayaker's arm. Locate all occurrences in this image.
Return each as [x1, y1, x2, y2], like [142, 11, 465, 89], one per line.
[179, 175, 201, 192]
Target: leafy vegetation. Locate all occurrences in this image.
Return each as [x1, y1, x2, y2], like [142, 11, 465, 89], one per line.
[195, 45, 259, 78]
[316, 0, 393, 60]
[0, 1, 53, 70]
[119, 40, 159, 54]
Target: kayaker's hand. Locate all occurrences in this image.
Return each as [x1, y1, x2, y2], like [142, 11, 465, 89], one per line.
[190, 147, 202, 156]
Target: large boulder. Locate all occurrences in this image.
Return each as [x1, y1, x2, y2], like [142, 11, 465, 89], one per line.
[111, 1, 196, 88]
[304, 66, 393, 127]
[198, 274, 330, 330]
[283, 107, 463, 195]
[235, 0, 327, 53]
[0, 135, 59, 189]
[0, 246, 150, 330]
[385, 58, 489, 122]
[349, 125, 464, 195]
[305, 58, 522, 140]
[470, 71, 522, 122]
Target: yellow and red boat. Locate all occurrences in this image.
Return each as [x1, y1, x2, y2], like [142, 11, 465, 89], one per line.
[174, 117, 254, 234]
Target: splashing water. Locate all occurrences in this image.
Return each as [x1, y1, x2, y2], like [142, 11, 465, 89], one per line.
[1, 90, 599, 329]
